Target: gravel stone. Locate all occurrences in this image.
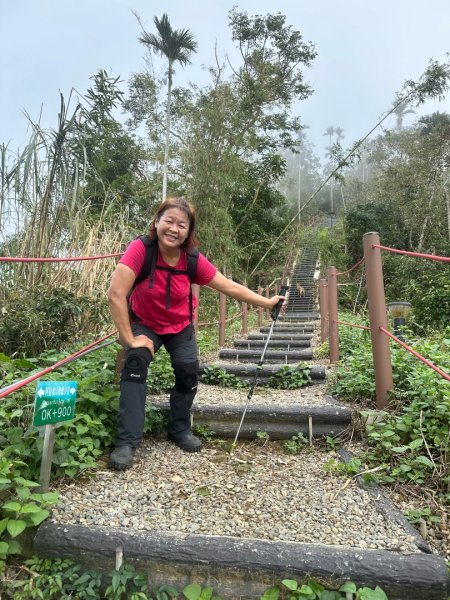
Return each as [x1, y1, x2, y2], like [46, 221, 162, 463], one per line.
[150, 382, 336, 408]
[51, 440, 419, 554]
[48, 320, 442, 561]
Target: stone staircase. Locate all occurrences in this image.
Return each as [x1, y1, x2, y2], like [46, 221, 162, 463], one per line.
[282, 246, 319, 319]
[201, 247, 321, 377]
[194, 246, 347, 440]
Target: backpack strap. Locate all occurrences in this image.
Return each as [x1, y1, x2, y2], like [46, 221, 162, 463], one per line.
[186, 247, 199, 323]
[133, 235, 156, 289]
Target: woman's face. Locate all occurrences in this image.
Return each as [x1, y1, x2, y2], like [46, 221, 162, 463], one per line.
[155, 207, 190, 250]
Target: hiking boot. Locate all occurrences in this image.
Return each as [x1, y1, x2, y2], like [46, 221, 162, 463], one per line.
[168, 430, 202, 453]
[108, 445, 135, 471]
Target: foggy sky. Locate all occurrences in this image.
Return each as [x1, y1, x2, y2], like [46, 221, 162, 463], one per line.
[2, 0, 449, 160]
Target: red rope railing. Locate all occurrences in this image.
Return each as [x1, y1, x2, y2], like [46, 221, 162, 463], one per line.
[373, 245, 450, 263]
[0, 253, 122, 263]
[336, 257, 365, 276]
[379, 327, 450, 383]
[331, 320, 450, 382]
[0, 331, 118, 400]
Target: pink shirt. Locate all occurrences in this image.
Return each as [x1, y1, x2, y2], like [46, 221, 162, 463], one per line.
[120, 238, 217, 334]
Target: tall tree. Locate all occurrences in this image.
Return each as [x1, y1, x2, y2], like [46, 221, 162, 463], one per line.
[391, 96, 416, 130]
[137, 13, 197, 201]
[324, 126, 345, 214]
[75, 70, 141, 213]
[127, 9, 317, 281]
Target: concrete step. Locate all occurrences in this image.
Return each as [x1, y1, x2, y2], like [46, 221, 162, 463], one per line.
[260, 325, 314, 333]
[233, 339, 310, 349]
[34, 490, 450, 600]
[283, 311, 320, 320]
[248, 333, 313, 341]
[149, 395, 352, 440]
[263, 321, 315, 328]
[276, 317, 315, 326]
[191, 402, 351, 439]
[218, 349, 314, 363]
[200, 363, 325, 384]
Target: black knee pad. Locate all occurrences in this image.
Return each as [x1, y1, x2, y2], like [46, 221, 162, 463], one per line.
[121, 347, 152, 384]
[173, 361, 199, 393]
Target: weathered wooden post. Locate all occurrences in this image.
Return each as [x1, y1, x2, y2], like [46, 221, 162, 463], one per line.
[363, 232, 393, 409]
[219, 292, 227, 346]
[327, 267, 339, 363]
[257, 287, 263, 327]
[242, 302, 248, 334]
[319, 278, 329, 343]
[39, 424, 57, 492]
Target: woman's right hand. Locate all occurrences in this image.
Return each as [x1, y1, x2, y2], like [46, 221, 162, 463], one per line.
[120, 334, 154, 355]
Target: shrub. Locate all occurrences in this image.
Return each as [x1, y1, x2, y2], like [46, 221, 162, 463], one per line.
[0, 285, 107, 357]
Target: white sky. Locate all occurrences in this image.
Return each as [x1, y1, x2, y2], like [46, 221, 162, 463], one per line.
[2, 0, 450, 160]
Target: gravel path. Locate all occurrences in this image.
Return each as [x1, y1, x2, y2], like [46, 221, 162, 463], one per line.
[49, 318, 436, 560]
[150, 382, 336, 408]
[51, 439, 418, 554]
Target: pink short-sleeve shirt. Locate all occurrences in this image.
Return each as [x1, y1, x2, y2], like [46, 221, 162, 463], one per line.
[119, 238, 217, 334]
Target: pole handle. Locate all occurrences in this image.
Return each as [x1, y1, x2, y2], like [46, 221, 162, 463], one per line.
[271, 285, 289, 321]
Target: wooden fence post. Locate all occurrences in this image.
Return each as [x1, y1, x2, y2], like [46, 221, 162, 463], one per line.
[39, 424, 56, 492]
[219, 292, 227, 346]
[327, 266, 339, 363]
[319, 278, 329, 343]
[363, 232, 394, 409]
[257, 287, 263, 327]
[242, 302, 248, 334]
[265, 285, 270, 320]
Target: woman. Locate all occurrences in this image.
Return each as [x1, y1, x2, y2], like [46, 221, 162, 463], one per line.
[108, 196, 285, 471]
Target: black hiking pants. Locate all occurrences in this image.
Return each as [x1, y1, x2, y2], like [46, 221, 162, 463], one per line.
[115, 322, 198, 448]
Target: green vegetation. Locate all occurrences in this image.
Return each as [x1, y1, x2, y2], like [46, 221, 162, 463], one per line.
[1, 6, 450, 598]
[201, 366, 244, 388]
[1, 558, 389, 599]
[403, 507, 441, 526]
[267, 364, 311, 389]
[329, 312, 450, 501]
[283, 433, 309, 455]
[201, 363, 311, 390]
[261, 579, 388, 600]
[0, 344, 167, 570]
[0, 287, 107, 357]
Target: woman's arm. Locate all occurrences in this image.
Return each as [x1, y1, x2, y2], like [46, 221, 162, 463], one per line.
[207, 271, 285, 310]
[107, 264, 154, 353]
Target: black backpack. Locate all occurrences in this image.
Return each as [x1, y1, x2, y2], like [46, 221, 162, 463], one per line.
[129, 235, 199, 322]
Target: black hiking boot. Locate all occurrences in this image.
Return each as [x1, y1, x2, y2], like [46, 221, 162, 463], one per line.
[108, 446, 135, 471]
[168, 430, 202, 453]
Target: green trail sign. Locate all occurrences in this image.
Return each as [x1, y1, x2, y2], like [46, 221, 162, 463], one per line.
[33, 381, 77, 427]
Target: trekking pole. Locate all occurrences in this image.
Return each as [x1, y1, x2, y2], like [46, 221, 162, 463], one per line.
[230, 285, 289, 454]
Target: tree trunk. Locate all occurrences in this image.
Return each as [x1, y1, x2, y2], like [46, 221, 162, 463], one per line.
[417, 187, 435, 251]
[162, 62, 173, 202]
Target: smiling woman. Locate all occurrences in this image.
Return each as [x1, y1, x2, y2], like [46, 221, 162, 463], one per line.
[107, 196, 286, 471]
[155, 209, 190, 256]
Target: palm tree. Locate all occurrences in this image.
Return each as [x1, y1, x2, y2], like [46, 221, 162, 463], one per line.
[138, 14, 197, 200]
[323, 126, 345, 216]
[334, 126, 345, 145]
[323, 126, 335, 153]
[392, 98, 415, 130]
